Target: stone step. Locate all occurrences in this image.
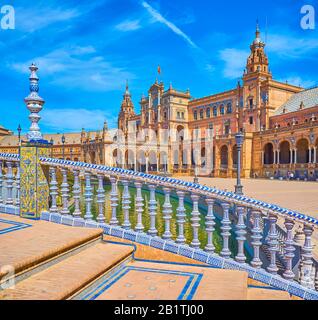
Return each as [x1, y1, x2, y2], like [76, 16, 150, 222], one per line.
[0, 242, 134, 300]
[247, 287, 291, 300]
[77, 260, 249, 300]
[0, 214, 104, 282]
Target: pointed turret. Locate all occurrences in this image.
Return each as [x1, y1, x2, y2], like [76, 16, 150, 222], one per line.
[245, 21, 270, 76]
[118, 81, 136, 133]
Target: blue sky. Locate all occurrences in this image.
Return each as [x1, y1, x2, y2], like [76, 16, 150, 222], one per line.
[1, 0, 318, 134]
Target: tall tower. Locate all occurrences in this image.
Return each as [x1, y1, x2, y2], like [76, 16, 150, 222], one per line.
[242, 23, 272, 133]
[24, 63, 45, 142]
[245, 22, 270, 76]
[118, 81, 135, 134]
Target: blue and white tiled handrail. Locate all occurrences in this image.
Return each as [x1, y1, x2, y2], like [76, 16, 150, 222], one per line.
[38, 156, 318, 227]
[1, 152, 318, 299]
[1, 152, 317, 227]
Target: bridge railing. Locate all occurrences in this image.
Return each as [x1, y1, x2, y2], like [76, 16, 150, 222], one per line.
[0, 155, 20, 206]
[0, 152, 318, 298]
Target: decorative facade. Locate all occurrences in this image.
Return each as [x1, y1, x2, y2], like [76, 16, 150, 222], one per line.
[1, 25, 318, 180]
[113, 24, 318, 180]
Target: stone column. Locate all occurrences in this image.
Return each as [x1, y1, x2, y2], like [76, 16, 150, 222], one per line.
[290, 150, 293, 164]
[148, 184, 157, 236]
[96, 175, 105, 223]
[314, 147, 317, 164]
[122, 180, 131, 229]
[300, 224, 315, 289]
[72, 170, 82, 219]
[220, 202, 231, 259]
[60, 168, 70, 216]
[84, 172, 93, 221]
[235, 206, 247, 263]
[162, 187, 172, 240]
[49, 167, 58, 213]
[266, 213, 279, 274]
[190, 194, 201, 249]
[135, 181, 144, 233]
[251, 210, 263, 269]
[205, 198, 216, 253]
[109, 177, 119, 226]
[294, 224, 305, 244]
[15, 163, 20, 206]
[283, 218, 295, 280]
[176, 190, 186, 244]
[5, 161, 14, 205]
[294, 149, 297, 164]
[309, 147, 312, 163]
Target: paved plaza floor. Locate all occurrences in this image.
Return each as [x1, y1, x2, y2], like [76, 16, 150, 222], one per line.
[177, 176, 318, 218]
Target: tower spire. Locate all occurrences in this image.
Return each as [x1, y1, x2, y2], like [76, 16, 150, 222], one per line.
[125, 79, 129, 95]
[254, 19, 262, 45]
[24, 63, 45, 142]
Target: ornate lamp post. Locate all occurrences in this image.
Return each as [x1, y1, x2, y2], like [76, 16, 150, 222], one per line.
[61, 134, 66, 160]
[235, 132, 244, 195]
[17, 124, 22, 146]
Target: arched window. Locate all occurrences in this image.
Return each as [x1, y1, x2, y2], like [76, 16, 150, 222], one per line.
[213, 106, 218, 117]
[279, 141, 290, 164]
[206, 108, 211, 118]
[194, 111, 197, 120]
[227, 103, 232, 114]
[296, 139, 309, 164]
[200, 110, 204, 119]
[220, 105, 225, 115]
[220, 145, 228, 168]
[264, 143, 274, 165]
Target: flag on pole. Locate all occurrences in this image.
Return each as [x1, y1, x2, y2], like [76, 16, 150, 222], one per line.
[157, 65, 161, 75]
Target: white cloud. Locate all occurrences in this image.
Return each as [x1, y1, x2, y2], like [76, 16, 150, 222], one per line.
[219, 48, 249, 79]
[42, 108, 117, 131]
[16, 7, 81, 32]
[115, 19, 141, 32]
[15, 1, 105, 32]
[10, 46, 136, 92]
[141, 1, 198, 49]
[267, 33, 318, 59]
[277, 75, 316, 88]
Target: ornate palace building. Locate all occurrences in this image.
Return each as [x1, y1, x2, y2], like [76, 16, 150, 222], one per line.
[112, 24, 318, 180]
[1, 25, 318, 180]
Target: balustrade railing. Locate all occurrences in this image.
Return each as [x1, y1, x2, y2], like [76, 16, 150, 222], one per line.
[0, 155, 20, 207]
[0, 153, 318, 298]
